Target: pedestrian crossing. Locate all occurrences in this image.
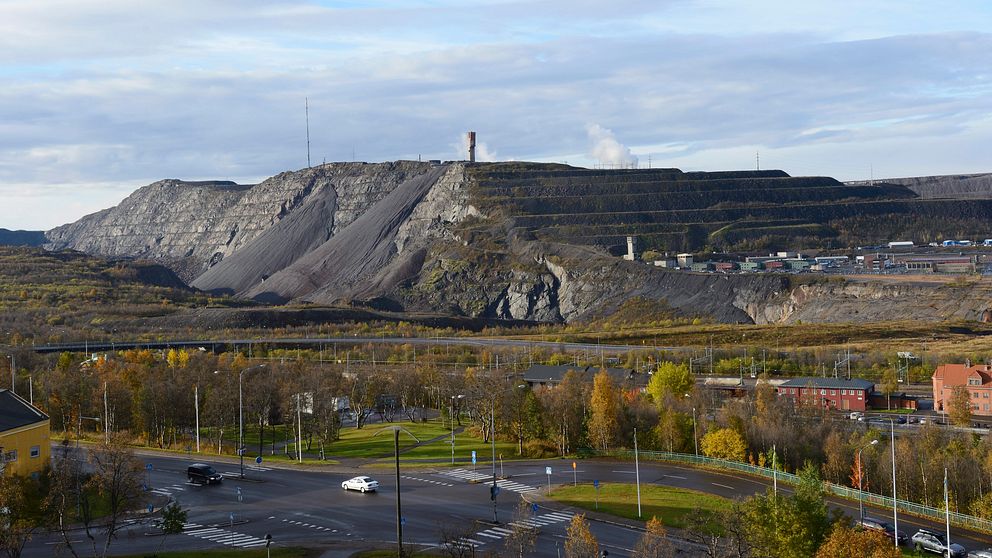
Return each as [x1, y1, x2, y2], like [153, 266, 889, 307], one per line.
[151, 484, 187, 496]
[181, 522, 271, 548]
[453, 512, 574, 548]
[280, 518, 341, 533]
[441, 469, 538, 493]
[401, 475, 454, 487]
[220, 465, 271, 477]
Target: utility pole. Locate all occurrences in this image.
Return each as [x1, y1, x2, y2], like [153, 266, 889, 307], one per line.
[103, 382, 109, 443]
[195, 385, 200, 453]
[756, 151, 760, 171]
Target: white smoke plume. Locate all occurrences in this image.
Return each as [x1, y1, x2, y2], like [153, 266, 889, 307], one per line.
[586, 123, 638, 168]
[450, 134, 497, 162]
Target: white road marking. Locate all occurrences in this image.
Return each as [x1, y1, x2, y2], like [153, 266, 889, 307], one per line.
[711, 482, 735, 490]
[664, 475, 687, 480]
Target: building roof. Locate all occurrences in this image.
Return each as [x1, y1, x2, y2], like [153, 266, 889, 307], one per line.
[778, 377, 875, 390]
[0, 389, 49, 432]
[932, 363, 992, 387]
[522, 365, 647, 387]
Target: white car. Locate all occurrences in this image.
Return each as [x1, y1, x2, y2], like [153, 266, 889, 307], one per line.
[341, 476, 379, 493]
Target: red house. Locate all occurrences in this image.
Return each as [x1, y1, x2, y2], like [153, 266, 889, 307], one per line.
[776, 377, 874, 411]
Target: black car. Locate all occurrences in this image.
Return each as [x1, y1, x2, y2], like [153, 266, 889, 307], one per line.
[187, 463, 223, 485]
[858, 517, 908, 545]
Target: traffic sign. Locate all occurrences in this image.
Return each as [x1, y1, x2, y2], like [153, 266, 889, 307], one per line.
[146, 463, 153, 470]
[572, 461, 576, 469]
[532, 503, 538, 513]
[471, 451, 477, 464]
[490, 485, 501, 500]
[545, 466, 552, 475]
[593, 479, 599, 488]
[147, 504, 154, 513]
[401, 517, 406, 526]
[255, 455, 263, 465]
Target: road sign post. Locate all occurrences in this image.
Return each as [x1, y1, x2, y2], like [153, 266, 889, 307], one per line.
[572, 461, 577, 486]
[593, 479, 600, 510]
[545, 466, 552, 494]
[256, 455, 263, 465]
[472, 450, 477, 472]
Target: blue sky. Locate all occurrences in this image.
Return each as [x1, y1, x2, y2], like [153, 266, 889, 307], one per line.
[2, 0, 991, 229]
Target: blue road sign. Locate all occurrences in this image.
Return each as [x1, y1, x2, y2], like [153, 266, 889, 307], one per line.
[255, 455, 263, 465]
[471, 451, 477, 464]
[532, 503, 538, 513]
[593, 479, 599, 488]
[146, 463, 153, 470]
[147, 504, 154, 513]
[401, 517, 406, 526]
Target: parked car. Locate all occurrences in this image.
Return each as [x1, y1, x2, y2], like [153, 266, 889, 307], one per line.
[968, 549, 992, 558]
[858, 517, 907, 545]
[187, 463, 223, 485]
[850, 412, 864, 420]
[341, 476, 379, 493]
[911, 529, 966, 557]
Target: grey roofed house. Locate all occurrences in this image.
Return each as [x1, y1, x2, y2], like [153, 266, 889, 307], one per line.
[522, 364, 648, 389]
[0, 389, 48, 432]
[777, 377, 875, 390]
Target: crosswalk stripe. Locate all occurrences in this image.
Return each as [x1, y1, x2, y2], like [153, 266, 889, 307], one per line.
[186, 528, 222, 535]
[461, 538, 485, 545]
[490, 527, 514, 535]
[547, 513, 574, 520]
[475, 531, 502, 539]
[240, 541, 270, 548]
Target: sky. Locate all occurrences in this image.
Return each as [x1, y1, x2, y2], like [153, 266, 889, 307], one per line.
[2, 0, 992, 230]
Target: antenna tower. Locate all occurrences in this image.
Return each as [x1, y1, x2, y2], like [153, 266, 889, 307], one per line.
[305, 97, 311, 168]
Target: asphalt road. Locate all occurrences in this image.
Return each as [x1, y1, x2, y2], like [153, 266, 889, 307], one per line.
[21, 451, 992, 557]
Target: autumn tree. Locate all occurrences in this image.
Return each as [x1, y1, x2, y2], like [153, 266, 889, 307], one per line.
[85, 435, 147, 558]
[632, 517, 675, 558]
[588, 370, 621, 451]
[503, 500, 538, 558]
[0, 473, 45, 558]
[647, 361, 693, 405]
[700, 428, 747, 461]
[948, 385, 972, 426]
[539, 370, 587, 456]
[814, 524, 900, 558]
[564, 514, 598, 558]
[743, 463, 837, 558]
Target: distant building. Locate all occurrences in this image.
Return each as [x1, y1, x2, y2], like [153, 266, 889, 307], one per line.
[933, 362, 992, 416]
[522, 364, 648, 391]
[623, 236, 638, 261]
[676, 253, 694, 267]
[690, 262, 713, 272]
[0, 389, 50, 477]
[653, 258, 677, 268]
[888, 241, 915, 249]
[776, 377, 874, 411]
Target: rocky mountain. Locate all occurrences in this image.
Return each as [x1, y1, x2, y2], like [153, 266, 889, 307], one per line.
[848, 173, 992, 200]
[45, 162, 992, 325]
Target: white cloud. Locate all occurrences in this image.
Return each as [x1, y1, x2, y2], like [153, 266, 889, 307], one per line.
[2, 1, 992, 229]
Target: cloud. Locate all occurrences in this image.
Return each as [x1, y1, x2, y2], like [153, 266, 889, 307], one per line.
[586, 124, 638, 168]
[2, 2, 992, 228]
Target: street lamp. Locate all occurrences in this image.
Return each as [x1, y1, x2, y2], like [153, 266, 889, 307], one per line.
[888, 419, 899, 549]
[6, 354, 14, 394]
[450, 394, 463, 465]
[684, 393, 698, 457]
[237, 364, 266, 478]
[857, 439, 879, 520]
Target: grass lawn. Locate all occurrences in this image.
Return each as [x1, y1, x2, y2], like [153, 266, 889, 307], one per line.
[550, 482, 731, 529]
[873, 408, 915, 415]
[318, 421, 452, 459]
[387, 429, 519, 462]
[115, 548, 320, 558]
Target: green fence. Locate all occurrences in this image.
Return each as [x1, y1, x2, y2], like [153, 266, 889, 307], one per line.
[589, 448, 992, 534]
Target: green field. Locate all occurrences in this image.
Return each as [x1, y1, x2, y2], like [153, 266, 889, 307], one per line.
[549, 482, 731, 528]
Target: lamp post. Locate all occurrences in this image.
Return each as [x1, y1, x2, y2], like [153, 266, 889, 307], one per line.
[889, 419, 898, 549]
[7, 354, 14, 393]
[450, 394, 463, 465]
[692, 406, 698, 457]
[238, 364, 266, 478]
[373, 426, 419, 558]
[857, 439, 879, 520]
[194, 384, 200, 453]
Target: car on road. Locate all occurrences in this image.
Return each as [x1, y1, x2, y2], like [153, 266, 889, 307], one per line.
[342, 476, 379, 493]
[910, 529, 966, 556]
[187, 464, 223, 485]
[858, 517, 907, 545]
[968, 549, 992, 558]
[850, 412, 865, 420]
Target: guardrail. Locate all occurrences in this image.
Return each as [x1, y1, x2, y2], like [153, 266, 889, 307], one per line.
[585, 448, 992, 534]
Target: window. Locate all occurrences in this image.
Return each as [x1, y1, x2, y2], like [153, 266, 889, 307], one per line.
[970, 378, 982, 386]
[974, 392, 980, 399]
[985, 404, 989, 411]
[30, 446, 40, 458]
[985, 392, 990, 399]
[830, 390, 836, 396]
[842, 389, 848, 395]
[3, 450, 16, 462]
[820, 389, 826, 395]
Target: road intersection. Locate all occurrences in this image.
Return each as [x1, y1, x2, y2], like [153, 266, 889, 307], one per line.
[22, 451, 992, 556]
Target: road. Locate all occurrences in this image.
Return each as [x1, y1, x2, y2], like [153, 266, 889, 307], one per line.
[21, 452, 992, 557]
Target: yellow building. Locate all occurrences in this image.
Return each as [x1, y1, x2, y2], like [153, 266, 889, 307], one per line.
[0, 389, 50, 478]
